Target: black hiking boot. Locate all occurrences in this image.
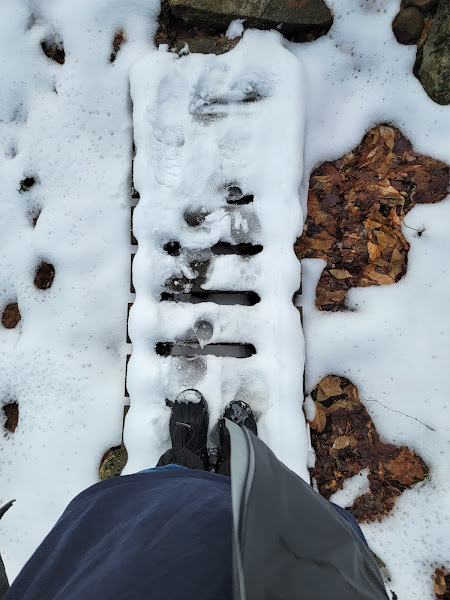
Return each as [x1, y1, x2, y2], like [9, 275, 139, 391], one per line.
[170, 389, 209, 469]
[216, 400, 257, 472]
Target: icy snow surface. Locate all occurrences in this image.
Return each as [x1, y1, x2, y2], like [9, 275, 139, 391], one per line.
[125, 35, 309, 479]
[0, 0, 448, 596]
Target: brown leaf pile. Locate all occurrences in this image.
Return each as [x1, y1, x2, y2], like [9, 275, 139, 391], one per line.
[308, 375, 429, 521]
[295, 124, 450, 311]
[434, 566, 450, 599]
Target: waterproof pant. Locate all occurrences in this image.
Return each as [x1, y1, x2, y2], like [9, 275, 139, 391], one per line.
[155, 447, 368, 546]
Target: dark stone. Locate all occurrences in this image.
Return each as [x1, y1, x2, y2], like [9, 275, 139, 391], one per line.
[174, 36, 240, 54]
[404, 0, 437, 13]
[417, 0, 450, 104]
[393, 7, 425, 43]
[34, 262, 55, 290]
[1, 303, 21, 329]
[99, 446, 128, 480]
[167, 0, 333, 37]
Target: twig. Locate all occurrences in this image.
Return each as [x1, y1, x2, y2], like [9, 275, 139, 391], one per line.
[365, 398, 435, 431]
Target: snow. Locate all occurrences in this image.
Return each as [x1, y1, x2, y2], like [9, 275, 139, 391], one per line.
[0, 0, 449, 596]
[0, 0, 159, 580]
[329, 468, 371, 508]
[125, 34, 309, 479]
[292, 1, 450, 596]
[226, 19, 245, 40]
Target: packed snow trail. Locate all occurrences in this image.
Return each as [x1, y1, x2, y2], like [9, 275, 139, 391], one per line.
[124, 33, 310, 478]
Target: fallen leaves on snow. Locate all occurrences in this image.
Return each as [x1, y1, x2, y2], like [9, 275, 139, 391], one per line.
[308, 375, 429, 521]
[295, 124, 450, 311]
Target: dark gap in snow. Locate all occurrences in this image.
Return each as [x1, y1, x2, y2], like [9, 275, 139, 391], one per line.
[156, 342, 256, 359]
[130, 253, 135, 293]
[124, 354, 131, 397]
[126, 303, 132, 344]
[18, 177, 36, 193]
[163, 240, 181, 256]
[226, 186, 254, 205]
[160, 290, 260, 305]
[130, 206, 137, 245]
[211, 242, 263, 256]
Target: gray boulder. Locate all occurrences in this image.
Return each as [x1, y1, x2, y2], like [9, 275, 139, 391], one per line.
[417, 0, 450, 105]
[167, 0, 333, 37]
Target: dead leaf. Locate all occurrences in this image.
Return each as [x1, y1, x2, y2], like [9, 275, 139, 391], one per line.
[332, 436, 350, 450]
[385, 448, 426, 486]
[433, 566, 449, 596]
[310, 401, 327, 433]
[318, 375, 343, 400]
[365, 264, 394, 285]
[329, 269, 353, 280]
[367, 241, 381, 261]
[389, 248, 404, 280]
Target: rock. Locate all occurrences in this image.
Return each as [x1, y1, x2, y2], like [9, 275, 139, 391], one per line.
[174, 36, 240, 55]
[99, 446, 128, 480]
[404, 0, 437, 13]
[417, 0, 450, 105]
[393, 7, 425, 43]
[167, 0, 333, 38]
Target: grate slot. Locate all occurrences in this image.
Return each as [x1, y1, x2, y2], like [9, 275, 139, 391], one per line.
[156, 342, 256, 358]
[160, 291, 260, 306]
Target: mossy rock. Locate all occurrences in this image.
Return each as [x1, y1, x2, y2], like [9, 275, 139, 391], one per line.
[99, 446, 128, 480]
[168, 0, 332, 37]
[416, 0, 450, 105]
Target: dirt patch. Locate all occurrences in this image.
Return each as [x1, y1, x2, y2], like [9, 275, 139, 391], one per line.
[295, 124, 450, 311]
[308, 375, 429, 522]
